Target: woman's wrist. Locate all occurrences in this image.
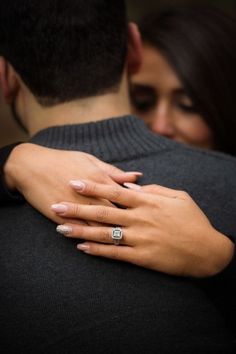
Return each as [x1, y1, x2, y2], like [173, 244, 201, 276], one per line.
[3, 143, 25, 190]
[0, 143, 25, 203]
[200, 228, 235, 277]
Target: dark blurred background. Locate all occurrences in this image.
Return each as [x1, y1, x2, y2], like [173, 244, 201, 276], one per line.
[0, 0, 235, 146]
[127, 0, 235, 20]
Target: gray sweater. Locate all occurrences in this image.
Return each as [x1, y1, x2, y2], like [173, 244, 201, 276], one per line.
[1, 116, 236, 353]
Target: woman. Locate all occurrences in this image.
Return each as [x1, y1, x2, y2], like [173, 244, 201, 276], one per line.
[130, 6, 236, 155]
[1, 6, 236, 277]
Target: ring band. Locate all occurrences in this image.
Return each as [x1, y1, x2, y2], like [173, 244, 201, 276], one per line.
[112, 227, 123, 246]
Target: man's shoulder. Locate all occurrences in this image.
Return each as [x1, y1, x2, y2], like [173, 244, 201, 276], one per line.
[177, 143, 236, 164]
[130, 123, 236, 169]
[150, 135, 236, 172]
[172, 143, 236, 179]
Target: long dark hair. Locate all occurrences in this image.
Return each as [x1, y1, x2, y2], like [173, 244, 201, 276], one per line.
[139, 6, 236, 156]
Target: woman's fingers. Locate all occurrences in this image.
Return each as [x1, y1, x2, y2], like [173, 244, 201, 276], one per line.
[142, 185, 190, 199]
[56, 224, 134, 246]
[69, 180, 178, 210]
[69, 179, 145, 207]
[125, 183, 184, 198]
[87, 154, 143, 184]
[77, 242, 135, 262]
[51, 202, 134, 225]
[109, 171, 143, 184]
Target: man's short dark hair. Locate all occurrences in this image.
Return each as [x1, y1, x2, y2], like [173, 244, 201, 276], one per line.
[0, 0, 127, 106]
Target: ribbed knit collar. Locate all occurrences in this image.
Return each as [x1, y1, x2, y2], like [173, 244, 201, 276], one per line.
[30, 115, 171, 162]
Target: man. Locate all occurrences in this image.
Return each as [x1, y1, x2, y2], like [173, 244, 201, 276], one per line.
[0, 1, 236, 352]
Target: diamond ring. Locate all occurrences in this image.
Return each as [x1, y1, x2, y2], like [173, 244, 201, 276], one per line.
[111, 227, 123, 246]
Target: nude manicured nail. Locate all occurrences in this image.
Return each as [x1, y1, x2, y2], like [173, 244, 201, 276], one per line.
[56, 225, 72, 236]
[51, 204, 69, 214]
[77, 244, 90, 253]
[123, 183, 142, 190]
[125, 172, 143, 176]
[69, 180, 86, 191]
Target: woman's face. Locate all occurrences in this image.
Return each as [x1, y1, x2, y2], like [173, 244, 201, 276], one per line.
[130, 45, 214, 149]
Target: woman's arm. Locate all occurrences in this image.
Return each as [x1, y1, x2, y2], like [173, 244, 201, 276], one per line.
[52, 180, 235, 278]
[1, 143, 234, 277]
[2, 143, 140, 222]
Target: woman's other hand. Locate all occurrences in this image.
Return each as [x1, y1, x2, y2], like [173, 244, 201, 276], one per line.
[4, 143, 141, 223]
[53, 180, 234, 278]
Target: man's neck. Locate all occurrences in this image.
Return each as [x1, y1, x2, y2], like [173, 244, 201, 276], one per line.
[20, 76, 132, 136]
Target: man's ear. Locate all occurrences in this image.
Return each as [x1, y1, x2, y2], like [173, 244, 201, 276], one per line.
[0, 57, 19, 104]
[126, 22, 143, 75]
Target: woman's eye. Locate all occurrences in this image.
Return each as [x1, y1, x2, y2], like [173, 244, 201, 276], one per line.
[176, 103, 198, 113]
[132, 96, 156, 112]
[130, 85, 157, 113]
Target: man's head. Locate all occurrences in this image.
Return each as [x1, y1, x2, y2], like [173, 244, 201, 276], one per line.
[0, 0, 136, 106]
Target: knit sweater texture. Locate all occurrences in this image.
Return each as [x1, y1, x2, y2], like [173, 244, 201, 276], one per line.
[0, 116, 236, 353]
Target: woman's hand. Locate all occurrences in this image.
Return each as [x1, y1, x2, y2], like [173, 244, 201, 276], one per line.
[4, 143, 141, 223]
[53, 180, 235, 278]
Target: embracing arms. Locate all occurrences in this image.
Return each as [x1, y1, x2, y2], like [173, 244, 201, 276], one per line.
[0, 142, 234, 277]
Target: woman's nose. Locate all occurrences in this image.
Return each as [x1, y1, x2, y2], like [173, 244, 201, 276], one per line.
[150, 104, 175, 137]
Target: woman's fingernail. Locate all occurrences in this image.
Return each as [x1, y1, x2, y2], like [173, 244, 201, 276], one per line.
[70, 180, 86, 191]
[125, 171, 143, 176]
[51, 204, 69, 214]
[77, 243, 90, 253]
[123, 183, 142, 190]
[56, 225, 72, 236]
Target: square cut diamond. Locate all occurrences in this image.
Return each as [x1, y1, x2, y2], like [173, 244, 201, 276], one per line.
[112, 228, 122, 240]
